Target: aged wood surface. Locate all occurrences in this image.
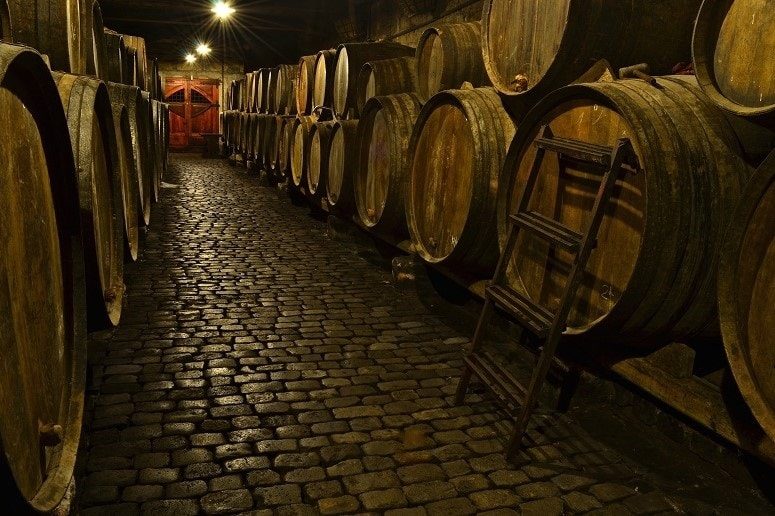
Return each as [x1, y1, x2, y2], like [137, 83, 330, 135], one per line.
[693, 0, 775, 118]
[357, 56, 419, 115]
[0, 43, 86, 513]
[408, 87, 515, 276]
[291, 115, 317, 187]
[326, 119, 359, 213]
[81, 0, 107, 80]
[497, 76, 751, 344]
[307, 121, 336, 197]
[296, 55, 316, 115]
[313, 49, 337, 110]
[719, 150, 775, 442]
[416, 22, 490, 101]
[103, 29, 125, 84]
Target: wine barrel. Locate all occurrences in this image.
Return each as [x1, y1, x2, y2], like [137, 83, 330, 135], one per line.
[271, 115, 295, 174]
[107, 82, 140, 261]
[273, 64, 298, 115]
[313, 49, 337, 110]
[54, 72, 124, 328]
[296, 55, 316, 115]
[103, 29, 125, 84]
[719, 151, 775, 441]
[138, 92, 154, 216]
[357, 56, 419, 115]
[144, 93, 160, 203]
[245, 71, 257, 113]
[291, 115, 317, 188]
[161, 103, 169, 171]
[245, 113, 258, 161]
[0, 0, 10, 41]
[112, 82, 149, 226]
[256, 67, 271, 113]
[334, 42, 415, 118]
[408, 87, 515, 275]
[150, 58, 161, 101]
[266, 66, 280, 114]
[123, 46, 137, 87]
[262, 115, 281, 169]
[239, 111, 250, 154]
[416, 22, 489, 102]
[481, 0, 701, 105]
[278, 115, 297, 178]
[0, 42, 87, 515]
[7, 0, 86, 73]
[151, 99, 164, 196]
[693, 0, 775, 120]
[327, 120, 359, 213]
[123, 35, 147, 90]
[356, 93, 422, 235]
[307, 121, 336, 197]
[498, 76, 751, 343]
[81, 0, 107, 80]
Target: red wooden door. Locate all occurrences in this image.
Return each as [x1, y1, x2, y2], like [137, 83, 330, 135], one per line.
[164, 78, 220, 149]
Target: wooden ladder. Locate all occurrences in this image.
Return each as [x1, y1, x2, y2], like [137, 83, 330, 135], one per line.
[455, 125, 638, 457]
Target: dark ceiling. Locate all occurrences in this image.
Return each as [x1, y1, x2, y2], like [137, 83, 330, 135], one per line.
[100, 0, 368, 69]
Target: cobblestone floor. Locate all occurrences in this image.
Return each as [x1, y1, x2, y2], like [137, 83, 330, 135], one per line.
[78, 156, 767, 515]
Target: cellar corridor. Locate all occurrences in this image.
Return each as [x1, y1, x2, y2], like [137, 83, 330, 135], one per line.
[77, 155, 772, 515]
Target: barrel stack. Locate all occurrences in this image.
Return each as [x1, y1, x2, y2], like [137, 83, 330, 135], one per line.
[222, 0, 775, 464]
[0, 2, 169, 509]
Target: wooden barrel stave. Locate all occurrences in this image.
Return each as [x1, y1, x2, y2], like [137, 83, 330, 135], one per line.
[0, 42, 86, 514]
[256, 68, 271, 113]
[357, 56, 419, 115]
[266, 66, 280, 114]
[0, 0, 10, 41]
[103, 29, 125, 84]
[54, 72, 124, 328]
[356, 93, 422, 236]
[278, 115, 297, 178]
[333, 42, 415, 118]
[7, 0, 86, 73]
[327, 120, 359, 213]
[416, 21, 490, 101]
[719, 151, 775, 441]
[408, 87, 515, 275]
[481, 0, 701, 105]
[271, 115, 295, 173]
[123, 35, 147, 90]
[693, 0, 775, 119]
[81, 0, 107, 80]
[497, 76, 751, 344]
[274, 64, 298, 115]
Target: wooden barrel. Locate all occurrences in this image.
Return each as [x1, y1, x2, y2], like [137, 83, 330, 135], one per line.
[81, 0, 107, 80]
[278, 115, 297, 178]
[313, 49, 337, 110]
[103, 29, 125, 84]
[123, 35, 148, 90]
[408, 87, 515, 275]
[307, 121, 336, 197]
[334, 42, 415, 118]
[113, 83, 149, 226]
[107, 82, 140, 261]
[138, 92, 154, 217]
[0, 0, 10, 41]
[150, 58, 161, 101]
[123, 46, 137, 87]
[245, 71, 257, 113]
[719, 151, 775, 441]
[267, 66, 280, 114]
[7, 0, 86, 73]
[693, 0, 775, 120]
[151, 99, 164, 196]
[54, 72, 124, 329]
[273, 64, 298, 115]
[481, 0, 701, 105]
[245, 113, 258, 161]
[296, 55, 316, 115]
[357, 56, 418, 115]
[291, 115, 317, 188]
[0, 42, 87, 514]
[262, 115, 281, 169]
[416, 22, 489, 102]
[144, 93, 160, 203]
[327, 120, 359, 213]
[256, 67, 271, 113]
[356, 93, 422, 235]
[238, 111, 250, 154]
[497, 76, 751, 343]
[271, 115, 295, 174]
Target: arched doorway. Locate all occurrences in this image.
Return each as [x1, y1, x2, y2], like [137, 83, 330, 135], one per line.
[165, 78, 220, 150]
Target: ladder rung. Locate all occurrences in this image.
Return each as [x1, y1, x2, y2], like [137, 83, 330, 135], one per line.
[535, 136, 614, 166]
[464, 353, 527, 414]
[486, 285, 554, 338]
[510, 211, 583, 252]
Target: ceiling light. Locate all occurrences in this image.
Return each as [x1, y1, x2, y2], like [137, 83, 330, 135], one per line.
[185, 53, 197, 64]
[196, 43, 211, 56]
[212, 1, 235, 20]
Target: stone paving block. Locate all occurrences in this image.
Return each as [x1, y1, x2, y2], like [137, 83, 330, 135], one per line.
[403, 480, 458, 504]
[519, 497, 565, 515]
[200, 489, 254, 514]
[360, 488, 408, 511]
[255, 484, 303, 506]
[468, 489, 521, 511]
[140, 499, 199, 515]
[424, 497, 477, 515]
[318, 495, 360, 515]
[590, 483, 637, 503]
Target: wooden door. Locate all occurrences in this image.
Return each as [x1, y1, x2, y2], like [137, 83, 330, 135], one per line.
[164, 78, 220, 149]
